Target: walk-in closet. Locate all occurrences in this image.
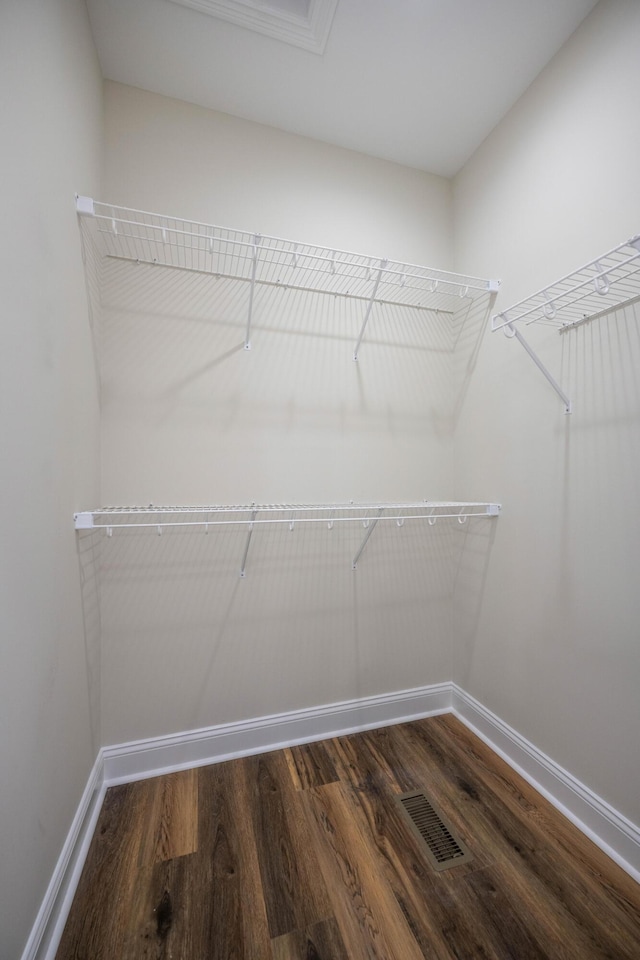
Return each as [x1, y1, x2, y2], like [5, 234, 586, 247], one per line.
[3, 1, 640, 958]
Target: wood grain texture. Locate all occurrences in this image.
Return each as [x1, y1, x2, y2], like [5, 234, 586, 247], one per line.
[196, 758, 272, 959]
[56, 716, 640, 960]
[271, 917, 349, 960]
[304, 780, 427, 960]
[245, 750, 334, 939]
[55, 782, 151, 958]
[121, 853, 199, 959]
[431, 715, 640, 959]
[284, 741, 339, 791]
[322, 732, 503, 959]
[136, 768, 198, 865]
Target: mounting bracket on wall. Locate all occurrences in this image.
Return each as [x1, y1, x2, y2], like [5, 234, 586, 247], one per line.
[491, 234, 640, 413]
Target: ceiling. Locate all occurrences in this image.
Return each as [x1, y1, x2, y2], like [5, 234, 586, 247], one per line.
[86, 0, 599, 178]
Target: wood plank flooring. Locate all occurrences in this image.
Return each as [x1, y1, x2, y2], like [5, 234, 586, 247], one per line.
[56, 715, 640, 959]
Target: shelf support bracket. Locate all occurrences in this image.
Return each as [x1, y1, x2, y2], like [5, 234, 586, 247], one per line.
[352, 508, 384, 569]
[353, 258, 388, 360]
[506, 322, 572, 414]
[75, 195, 95, 217]
[245, 234, 261, 351]
[74, 511, 95, 530]
[239, 507, 257, 578]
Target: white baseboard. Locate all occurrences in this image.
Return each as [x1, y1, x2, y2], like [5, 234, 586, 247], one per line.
[452, 684, 640, 882]
[21, 753, 106, 960]
[102, 682, 452, 785]
[26, 680, 640, 959]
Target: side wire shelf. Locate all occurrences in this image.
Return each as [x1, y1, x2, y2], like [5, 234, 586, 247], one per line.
[76, 196, 499, 358]
[74, 501, 501, 576]
[491, 234, 640, 413]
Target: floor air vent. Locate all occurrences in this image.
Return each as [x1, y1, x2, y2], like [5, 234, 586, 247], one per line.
[396, 792, 473, 872]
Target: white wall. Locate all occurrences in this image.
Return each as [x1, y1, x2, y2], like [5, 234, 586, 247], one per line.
[99, 84, 461, 744]
[453, 0, 640, 823]
[0, 1, 102, 957]
[104, 82, 452, 267]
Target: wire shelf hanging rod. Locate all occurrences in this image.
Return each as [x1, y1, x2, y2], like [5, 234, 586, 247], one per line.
[102, 248, 464, 312]
[101, 254, 455, 314]
[75, 514, 498, 529]
[97, 220, 486, 297]
[559, 290, 640, 332]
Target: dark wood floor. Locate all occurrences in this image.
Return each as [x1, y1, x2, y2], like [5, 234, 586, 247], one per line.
[56, 714, 640, 959]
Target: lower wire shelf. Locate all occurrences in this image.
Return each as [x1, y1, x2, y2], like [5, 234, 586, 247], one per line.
[74, 501, 501, 575]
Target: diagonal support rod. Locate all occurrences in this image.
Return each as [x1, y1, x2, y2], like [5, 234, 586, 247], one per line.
[244, 234, 261, 350]
[352, 508, 384, 569]
[507, 323, 572, 414]
[353, 258, 388, 360]
[239, 507, 258, 577]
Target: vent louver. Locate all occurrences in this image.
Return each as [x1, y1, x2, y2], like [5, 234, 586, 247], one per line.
[396, 792, 473, 872]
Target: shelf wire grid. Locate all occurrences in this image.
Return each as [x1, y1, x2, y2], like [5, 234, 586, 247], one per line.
[85, 201, 496, 314]
[492, 235, 640, 333]
[75, 502, 501, 532]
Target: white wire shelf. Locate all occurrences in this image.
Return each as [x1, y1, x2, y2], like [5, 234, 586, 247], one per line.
[76, 196, 499, 357]
[492, 235, 640, 333]
[490, 233, 640, 413]
[74, 501, 501, 574]
[74, 501, 501, 528]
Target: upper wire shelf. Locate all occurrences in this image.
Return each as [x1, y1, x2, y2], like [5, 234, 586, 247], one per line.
[490, 233, 640, 413]
[76, 197, 499, 356]
[75, 501, 501, 530]
[492, 235, 640, 334]
[74, 501, 501, 574]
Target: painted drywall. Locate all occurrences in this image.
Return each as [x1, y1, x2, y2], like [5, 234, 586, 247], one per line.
[0, 1, 102, 956]
[104, 81, 452, 268]
[101, 81, 457, 505]
[453, 0, 640, 824]
[98, 84, 467, 744]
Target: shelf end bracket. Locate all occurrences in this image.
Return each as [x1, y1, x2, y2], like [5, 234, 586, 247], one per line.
[74, 511, 95, 530]
[75, 195, 95, 217]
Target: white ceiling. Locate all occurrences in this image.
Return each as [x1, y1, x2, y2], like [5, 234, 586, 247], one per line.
[86, 0, 599, 178]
